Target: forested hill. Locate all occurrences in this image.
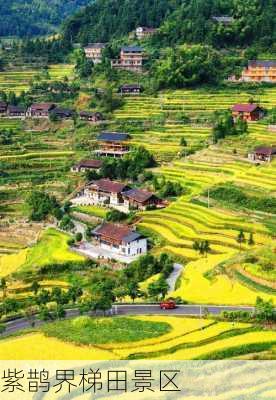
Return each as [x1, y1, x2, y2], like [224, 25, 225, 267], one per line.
[0, 0, 92, 37]
[63, 0, 183, 44]
[63, 0, 276, 49]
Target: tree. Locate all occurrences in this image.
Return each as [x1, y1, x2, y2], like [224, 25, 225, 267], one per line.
[30, 281, 40, 295]
[38, 306, 52, 321]
[75, 232, 83, 242]
[54, 304, 66, 319]
[36, 289, 50, 305]
[26, 191, 61, 221]
[127, 281, 140, 303]
[248, 232, 255, 246]
[148, 277, 169, 299]
[24, 306, 37, 327]
[0, 278, 7, 299]
[59, 215, 74, 231]
[203, 240, 211, 257]
[155, 44, 222, 89]
[236, 230, 246, 251]
[180, 137, 187, 147]
[255, 297, 275, 323]
[0, 323, 5, 335]
[75, 49, 94, 78]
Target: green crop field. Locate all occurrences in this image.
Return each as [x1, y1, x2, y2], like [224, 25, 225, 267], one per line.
[0, 85, 275, 308]
[0, 64, 74, 93]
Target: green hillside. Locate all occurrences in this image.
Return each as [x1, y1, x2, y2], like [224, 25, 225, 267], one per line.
[0, 0, 91, 37]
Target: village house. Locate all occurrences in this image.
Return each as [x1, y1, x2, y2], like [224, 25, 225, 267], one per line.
[71, 178, 129, 206]
[79, 111, 104, 122]
[111, 46, 146, 73]
[118, 84, 143, 95]
[92, 222, 147, 257]
[122, 188, 164, 210]
[71, 159, 103, 173]
[7, 105, 26, 118]
[26, 103, 56, 118]
[136, 26, 157, 40]
[95, 132, 130, 157]
[0, 102, 7, 116]
[50, 107, 74, 119]
[212, 16, 234, 25]
[240, 60, 276, 83]
[84, 43, 106, 64]
[231, 104, 264, 122]
[248, 146, 276, 163]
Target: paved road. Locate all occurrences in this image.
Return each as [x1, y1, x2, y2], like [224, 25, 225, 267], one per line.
[2, 304, 255, 336]
[166, 263, 183, 292]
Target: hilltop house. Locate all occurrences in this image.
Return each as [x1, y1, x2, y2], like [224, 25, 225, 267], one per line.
[118, 84, 143, 95]
[136, 26, 157, 40]
[95, 132, 130, 157]
[92, 222, 147, 257]
[111, 46, 146, 73]
[84, 43, 106, 64]
[79, 111, 104, 122]
[71, 159, 103, 173]
[122, 188, 163, 210]
[231, 104, 264, 121]
[7, 105, 26, 118]
[239, 60, 276, 83]
[71, 178, 129, 207]
[248, 146, 276, 163]
[26, 103, 56, 118]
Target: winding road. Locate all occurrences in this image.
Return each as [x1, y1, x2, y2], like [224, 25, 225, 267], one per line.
[2, 304, 255, 336]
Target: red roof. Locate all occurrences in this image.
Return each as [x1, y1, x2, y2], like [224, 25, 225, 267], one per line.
[89, 178, 127, 193]
[93, 223, 132, 241]
[254, 147, 276, 156]
[29, 103, 56, 112]
[232, 104, 259, 113]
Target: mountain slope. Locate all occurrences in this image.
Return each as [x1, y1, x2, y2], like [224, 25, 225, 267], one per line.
[62, 0, 275, 49]
[63, 0, 182, 43]
[0, 0, 92, 37]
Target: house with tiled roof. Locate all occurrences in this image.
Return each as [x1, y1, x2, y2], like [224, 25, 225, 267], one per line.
[71, 178, 129, 207]
[26, 103, 56, 118]
[93, 222, 147, 257]
[136, 27, 157, 40]
[79, 111, 104, 122]
[71, 159, 103, 173]
[0, 101, 7, 116]
[111, 46, 146, 72]
[7, 105, 26, 118]
[122, 188, 163, 210]
[240, 60, 276, 83]
[118, 84, 143, 95]
[231, 104, 264, 121]
[248, 146, 276, 163]
[84, 43, 106, 64]
[95, 132, 131, 157]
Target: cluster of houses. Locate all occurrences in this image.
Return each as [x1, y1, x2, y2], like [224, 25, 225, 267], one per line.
[85, 43, 147, 73]
[0, 101, 104, 122]
[71, 177, 164, 212]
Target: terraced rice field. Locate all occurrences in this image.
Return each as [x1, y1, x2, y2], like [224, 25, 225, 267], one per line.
[115, 88, 276, 121]
[0, 64, 74, 93]
[1, 316, 275, 360]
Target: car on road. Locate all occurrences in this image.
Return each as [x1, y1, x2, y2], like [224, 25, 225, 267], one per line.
[160, 300, 176, 310]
